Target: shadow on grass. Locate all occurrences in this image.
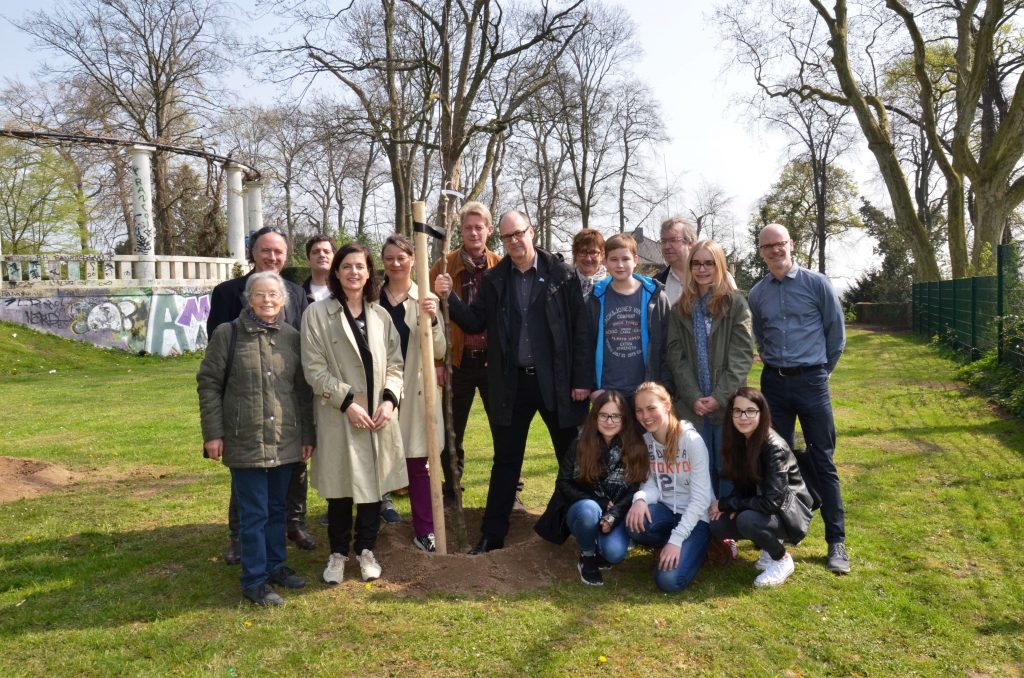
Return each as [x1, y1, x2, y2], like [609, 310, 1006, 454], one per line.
[0, 522, 327, 635]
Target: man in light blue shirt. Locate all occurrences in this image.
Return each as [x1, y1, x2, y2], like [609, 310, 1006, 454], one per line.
[748, 223, 849, 574]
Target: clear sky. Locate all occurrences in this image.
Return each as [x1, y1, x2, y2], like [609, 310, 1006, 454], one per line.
[0, 1, 871, 288]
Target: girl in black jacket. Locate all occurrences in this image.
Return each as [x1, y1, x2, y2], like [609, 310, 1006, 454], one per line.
[535, 390, 649, 586]
[709, 387, 814, 588]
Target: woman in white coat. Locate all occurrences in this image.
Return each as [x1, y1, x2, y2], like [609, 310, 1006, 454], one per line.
[379, 234, 446, 553]
[302, 242, 406, 584]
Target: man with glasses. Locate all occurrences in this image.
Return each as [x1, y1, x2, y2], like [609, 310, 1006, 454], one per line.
[435, 210, 589, 554]
[207, 225, 314, 564]
[748, 223, 849, 574]
[654, 217, 698, 305]
[429, 202, 502, 507]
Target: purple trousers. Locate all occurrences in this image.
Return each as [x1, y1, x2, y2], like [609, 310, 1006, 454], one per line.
[406, 457, 434, 537]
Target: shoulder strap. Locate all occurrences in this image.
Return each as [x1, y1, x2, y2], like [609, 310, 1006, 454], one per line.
[220, 319, 239, 398]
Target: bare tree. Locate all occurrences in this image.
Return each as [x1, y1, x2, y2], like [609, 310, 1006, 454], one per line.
[686, 179, 735, 243]
[17, 0, 233, 255]
[555, 3, 638, 230]
[612, 80, 669, 234]
[717, 0, 1024, 279]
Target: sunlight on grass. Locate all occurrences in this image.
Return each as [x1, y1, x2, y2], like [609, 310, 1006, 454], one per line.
[0, 324, 1022, 676]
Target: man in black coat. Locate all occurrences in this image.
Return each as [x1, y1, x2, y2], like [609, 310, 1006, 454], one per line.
[435, 210, 590, 554]
[206, 225, 314, 563]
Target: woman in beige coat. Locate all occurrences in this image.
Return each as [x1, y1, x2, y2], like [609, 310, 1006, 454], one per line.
[379, 234, 446, 552]
[301, 243, 406, 584]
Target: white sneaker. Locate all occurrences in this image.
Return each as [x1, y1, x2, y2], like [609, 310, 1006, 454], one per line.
[356, 549, 382, 581]
[323, 553, 347, 585]
[754, 553, 795, 587]
[754, 550, 773, 571]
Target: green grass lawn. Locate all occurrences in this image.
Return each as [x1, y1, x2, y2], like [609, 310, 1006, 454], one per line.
[0, 320, 1021, 676]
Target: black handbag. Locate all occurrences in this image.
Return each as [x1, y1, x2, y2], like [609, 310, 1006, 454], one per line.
[780, 490, 813, 544]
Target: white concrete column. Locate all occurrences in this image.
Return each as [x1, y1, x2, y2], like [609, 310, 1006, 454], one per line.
[129, 145, 157, 280]
[244, 179, 264, 236]
[225, 163, 246, 265]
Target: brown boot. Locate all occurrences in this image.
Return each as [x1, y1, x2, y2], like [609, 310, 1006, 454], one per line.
[225, 538, 241, 565]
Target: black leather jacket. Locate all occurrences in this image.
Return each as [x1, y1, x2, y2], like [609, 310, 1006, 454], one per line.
[718, 430, 813, 542]
[534, 436, 641, 544]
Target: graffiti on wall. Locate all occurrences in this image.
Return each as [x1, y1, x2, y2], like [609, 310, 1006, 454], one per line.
[0, 287, 212, 356]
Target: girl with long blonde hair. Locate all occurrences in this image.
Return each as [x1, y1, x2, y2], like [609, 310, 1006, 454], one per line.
[625, 382, 713, 592]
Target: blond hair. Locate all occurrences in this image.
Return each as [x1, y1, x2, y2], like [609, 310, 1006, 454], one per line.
[459, 201, 492, 228]
[634, 382, 682, 466]
[678, 239, 737, 318]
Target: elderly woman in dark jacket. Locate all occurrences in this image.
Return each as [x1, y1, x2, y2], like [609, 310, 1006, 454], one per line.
[535, 390, 649, 587]
[709, 387, 813, 588]
[198, 271, 315, 606]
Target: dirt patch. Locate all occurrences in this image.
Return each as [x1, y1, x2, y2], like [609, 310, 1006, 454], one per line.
[356, 507, 579, 597]
[0, 456, 77, 504]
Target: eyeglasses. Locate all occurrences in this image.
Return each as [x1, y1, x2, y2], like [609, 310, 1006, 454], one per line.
[662, 237, 692, 246]
[690, 259, 716, 270]
[731, 408, 760, 419]
[596, 413, 622, 423]
[499, 227, 531, 243]
[758, 240, 791, 251]
[252, 291, 282, 301]
[577, 250, 602, 259]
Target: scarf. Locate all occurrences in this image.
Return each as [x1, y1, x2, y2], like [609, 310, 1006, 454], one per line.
[577, 265, 607, 299]
[693, 291, 713, 399]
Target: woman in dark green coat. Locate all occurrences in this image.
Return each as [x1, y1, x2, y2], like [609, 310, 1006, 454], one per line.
[198, 271, 315, 606]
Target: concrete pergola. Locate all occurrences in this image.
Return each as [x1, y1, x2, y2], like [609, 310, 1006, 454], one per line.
[0, 128, 261, 277]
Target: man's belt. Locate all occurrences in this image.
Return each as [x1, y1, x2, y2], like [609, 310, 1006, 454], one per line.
[765, 363, 826, 377]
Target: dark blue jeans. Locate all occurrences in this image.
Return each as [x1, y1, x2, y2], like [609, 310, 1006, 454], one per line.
[761, 366, 845, 544]
[565, 499, 630, 563]
[230, 464, 294, 590]
[628, 502, 711, 592]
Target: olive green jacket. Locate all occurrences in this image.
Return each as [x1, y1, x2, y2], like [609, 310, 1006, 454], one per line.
[197, 310, 315, 468]
[666, 290, 754, 426]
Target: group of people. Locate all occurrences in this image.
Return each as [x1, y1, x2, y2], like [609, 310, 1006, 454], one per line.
[197, 203, 850, 606]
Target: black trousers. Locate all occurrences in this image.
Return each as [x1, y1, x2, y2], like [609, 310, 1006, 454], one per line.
[480, 370, 577, 541]
[710, 510, 788, 560]
[327, 498, 382, 556]
[441, 349, 490, 499]
[761, 366, 845, 544]
[229, 462, 308, 538]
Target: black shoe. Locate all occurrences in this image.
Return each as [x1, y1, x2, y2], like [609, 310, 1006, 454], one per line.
[412, 533, 437, 553]
[468, 537, 504, 555]
[594, 553, 613, 571]
[225, 538, 241, 565]
[287, 525, 317, 550]
[242, 583, 284, 606]
[578, 554, 604, 586]
[268, 565, 306, 589]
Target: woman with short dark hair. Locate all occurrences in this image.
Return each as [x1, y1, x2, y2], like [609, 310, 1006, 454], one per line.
[572, 228, 607, 298]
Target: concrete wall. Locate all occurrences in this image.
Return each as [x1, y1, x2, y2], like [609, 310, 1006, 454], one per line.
[0, 285, 216, 356]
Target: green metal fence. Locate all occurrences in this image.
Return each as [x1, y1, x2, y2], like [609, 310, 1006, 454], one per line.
[912, 244, 1024, 369]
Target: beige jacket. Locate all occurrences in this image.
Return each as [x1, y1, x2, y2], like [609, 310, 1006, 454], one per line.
[301, 297, 407, 502]
[394, 283, 446, 459]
